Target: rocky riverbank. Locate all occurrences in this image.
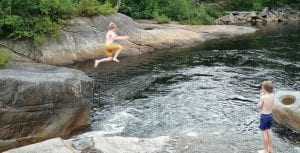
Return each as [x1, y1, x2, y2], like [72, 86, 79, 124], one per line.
[0, 13, 257, 65]
[4, 127, 300, 153]
[216, 6, 300, 25]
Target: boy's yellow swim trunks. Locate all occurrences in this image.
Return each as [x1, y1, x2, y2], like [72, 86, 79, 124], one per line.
[105, 43, 122, 57]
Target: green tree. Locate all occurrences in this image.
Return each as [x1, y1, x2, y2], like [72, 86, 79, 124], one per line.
[119, 0, 159, 19]
[0, 0, 116, 42]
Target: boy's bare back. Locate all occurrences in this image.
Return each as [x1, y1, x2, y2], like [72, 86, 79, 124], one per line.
[257, 81, 274, 114]
[259, 93, 274, 114]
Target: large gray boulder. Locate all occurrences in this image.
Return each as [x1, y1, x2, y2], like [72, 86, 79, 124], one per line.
[215, 14, 234, 25]
[272, 91, 300, 133]
[0, 13, 147, 65]
[0, 63, 93, 151]
[0, 13, 161, 65]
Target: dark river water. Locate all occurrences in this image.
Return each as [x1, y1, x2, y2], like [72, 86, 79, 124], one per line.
[72, 23, 300, 153]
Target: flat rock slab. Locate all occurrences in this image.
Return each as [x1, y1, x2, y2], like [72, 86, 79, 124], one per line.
[5, 133, 170, 153]
[4, 138, 74, 153]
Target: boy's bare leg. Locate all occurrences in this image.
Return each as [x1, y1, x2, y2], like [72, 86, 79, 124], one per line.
[267, 129, 273, 153]
[258, 131, 269, 153]
[112, 48, 122, 63]
[94, 57, 113, 67]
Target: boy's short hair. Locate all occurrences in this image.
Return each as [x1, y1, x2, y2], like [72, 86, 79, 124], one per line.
[108, 22, 116, 30]
[262, 81, 273, 93]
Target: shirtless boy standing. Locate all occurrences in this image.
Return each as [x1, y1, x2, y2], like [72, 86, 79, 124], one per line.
[257, 81, 274, 153]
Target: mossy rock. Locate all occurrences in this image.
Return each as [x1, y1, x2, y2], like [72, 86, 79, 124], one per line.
[0, 47, 14, 69]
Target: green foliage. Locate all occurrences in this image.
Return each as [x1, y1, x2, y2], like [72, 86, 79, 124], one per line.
[253, 1, 264, 11]
[224, 0, 253, 11]
[223, 0, 300, 11]
[118, 0, 299, 24]
[0, 47, 13, 69]
[39, 0, 76, 19]
[1, 0, 299, 42]
[154, 14, 171, 24]
[161, 0, 191, 21]
[0, 0, 116, 43]
[98, 2, 117, 15]
[119, 0, 221, 25]
[203, 4, 219, 19]
[0, 15, 23, 38]
[197, 4, 217, 25]
[119, 0, 159, 19]
[77, 0, 116, 16]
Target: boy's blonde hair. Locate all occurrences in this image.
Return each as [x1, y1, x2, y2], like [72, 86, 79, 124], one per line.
[262, 81, 273, 93]
[108, 22, 117, 30]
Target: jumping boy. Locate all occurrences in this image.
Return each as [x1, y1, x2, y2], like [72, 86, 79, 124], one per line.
[94, 22, 129, 68]
[257, 81, 274, 153]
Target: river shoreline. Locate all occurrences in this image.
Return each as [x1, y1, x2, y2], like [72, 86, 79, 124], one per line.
[1, 13, 257, 65]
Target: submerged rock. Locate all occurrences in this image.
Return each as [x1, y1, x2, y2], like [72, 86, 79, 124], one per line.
[0, 63, 94, 151]
[272, 91, 300, 133]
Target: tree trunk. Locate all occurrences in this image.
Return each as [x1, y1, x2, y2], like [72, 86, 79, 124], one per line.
[115, 0, 121, 12]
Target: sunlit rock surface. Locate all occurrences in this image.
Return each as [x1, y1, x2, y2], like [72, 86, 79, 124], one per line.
[4, 133, 170, 153]
[272, 91, 300, 133]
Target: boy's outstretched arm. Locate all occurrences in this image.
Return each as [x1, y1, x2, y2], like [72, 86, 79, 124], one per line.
[115, 35, 129, 40]
[112, 32, 129, 40]
[257, 96, 264, 110]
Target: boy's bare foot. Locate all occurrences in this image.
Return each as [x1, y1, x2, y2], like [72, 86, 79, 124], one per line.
[94, 60, 99, 68]
[113, 58, 120, 63]
[268, 147, 273, 153]
[257, 150, 267, 153]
